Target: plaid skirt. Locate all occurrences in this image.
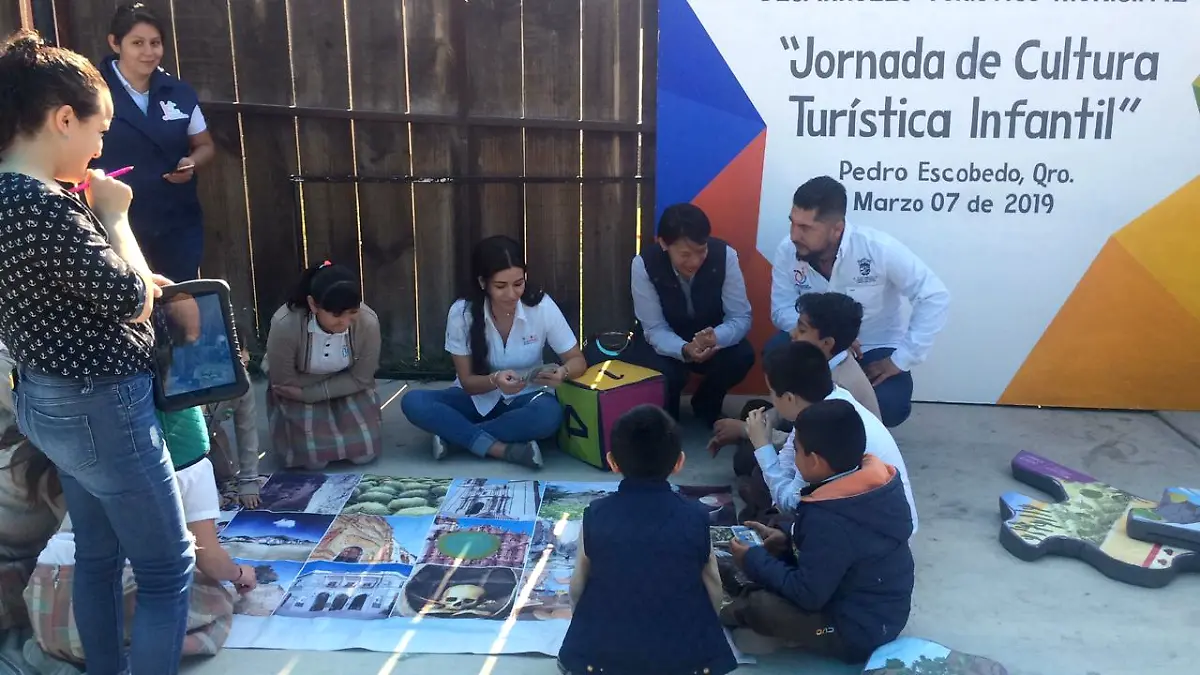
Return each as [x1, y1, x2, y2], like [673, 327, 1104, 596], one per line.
[22, 564, 233, 664]
[0, 559, 35, 631]
[267, 388, 382, 468]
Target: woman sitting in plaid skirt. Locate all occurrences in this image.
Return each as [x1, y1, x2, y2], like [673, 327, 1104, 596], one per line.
[266, 262, 382, 471]
[23, 408, 258, 671]
[0, 405, 65, 673]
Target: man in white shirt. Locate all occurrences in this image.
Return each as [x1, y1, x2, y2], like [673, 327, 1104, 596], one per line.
[767, 176, 951, 428]
[738, 342, 918, 533]
[624, 203, 755, 428]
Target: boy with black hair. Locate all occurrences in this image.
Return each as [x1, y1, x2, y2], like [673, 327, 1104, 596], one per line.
[791, 292, 880, 421]
[708, 291, 878, 462]
[560, 405, 736, 675]
[625, 203, 755, 428]
[736, 342, 917, 530]
[723, 398, 915, 661]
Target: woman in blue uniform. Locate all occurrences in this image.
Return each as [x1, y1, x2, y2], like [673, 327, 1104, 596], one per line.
[94, 3, 215, 282]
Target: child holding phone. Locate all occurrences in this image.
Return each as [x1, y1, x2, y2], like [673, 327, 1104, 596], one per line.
[558, 405, 737, 675]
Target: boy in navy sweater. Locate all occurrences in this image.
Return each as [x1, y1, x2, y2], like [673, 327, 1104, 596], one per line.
[724, 392, 915, 662]
[559, 405, 737, 675]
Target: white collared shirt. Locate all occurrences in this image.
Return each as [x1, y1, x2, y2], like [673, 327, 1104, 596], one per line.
[770, 223, 951, 372]
[752, 385, 919, 534]
[306, 315, 352, 375]
[110, 61, 207, 135]
[445, 294, 579, 415]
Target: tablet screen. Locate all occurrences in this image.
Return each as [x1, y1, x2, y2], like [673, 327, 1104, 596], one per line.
[158, 290, 239, 397]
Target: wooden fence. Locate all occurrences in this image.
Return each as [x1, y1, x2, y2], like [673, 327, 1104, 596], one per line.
[31, 0, 656, 375]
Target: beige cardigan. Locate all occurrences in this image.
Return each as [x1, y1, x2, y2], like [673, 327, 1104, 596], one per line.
[265, 303, 381, 404]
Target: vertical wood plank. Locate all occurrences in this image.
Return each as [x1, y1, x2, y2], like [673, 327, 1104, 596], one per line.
[404, 0, 457, 116]
[172, 0, 235, 101]
[230, 1, 300, 321]
[355, 122, 416, 368]
[240, 114, 302, 322]
[296, 119, 359, 274]
[288, 0, 349, 108]
[640, 0, 658, 247]
[289, 0, 358, 282]
[350, 1, 414, 368]
[196, 111, 259, 346]
[410, 124, 465, 368]
[60, 0, 118, 62]
[581, 0, 641, 336]
[464, 0, 524, 253]
[0, 3, 22, 37]
[464, 0, 522, 118]
[229, 0, 291, 106]
[522, 0, 582, 336]
[406, 0, 465, 367]
[347, 0, 405, 113]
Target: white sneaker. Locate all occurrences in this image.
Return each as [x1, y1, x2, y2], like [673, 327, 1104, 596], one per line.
[431, 436, 448, 461]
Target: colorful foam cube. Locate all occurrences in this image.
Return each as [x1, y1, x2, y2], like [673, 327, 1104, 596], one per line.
[555, 360, 665, 470]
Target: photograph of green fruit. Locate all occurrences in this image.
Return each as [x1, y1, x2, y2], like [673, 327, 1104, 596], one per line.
[341, 475, 452, 517]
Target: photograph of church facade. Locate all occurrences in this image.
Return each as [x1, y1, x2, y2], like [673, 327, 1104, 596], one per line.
[275, 564, 408, 620]
[440, 479, 543, 520]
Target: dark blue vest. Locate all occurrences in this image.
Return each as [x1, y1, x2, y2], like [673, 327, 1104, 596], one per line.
[558, 479, 737, 675]
[94, 56, 203, 240]
[640, 238, 729, 341]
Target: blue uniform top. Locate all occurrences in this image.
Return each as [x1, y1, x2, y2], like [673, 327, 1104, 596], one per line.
[94, 56, 204, 242]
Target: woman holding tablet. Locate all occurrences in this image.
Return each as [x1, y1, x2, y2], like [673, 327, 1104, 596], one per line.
[93, 3, 215, 282]
[0, 32, 193, 675]
[401, 235, 587, 469]
[266, 262, 382, 470]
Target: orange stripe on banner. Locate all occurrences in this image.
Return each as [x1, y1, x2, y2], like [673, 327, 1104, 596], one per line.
[1111, 175, 1200, 325]
[693, 130, 771, 395]
[1000, 239, 1200, 410]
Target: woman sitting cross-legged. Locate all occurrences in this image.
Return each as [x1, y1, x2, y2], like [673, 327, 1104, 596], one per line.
[266, 261, 383, 470]
[401, 235, 586, 469]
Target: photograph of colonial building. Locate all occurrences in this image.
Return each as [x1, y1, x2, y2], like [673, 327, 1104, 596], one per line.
[440, 479, 543, 520]
[420, 516, 533, 568]
[275, 563, 409, 620]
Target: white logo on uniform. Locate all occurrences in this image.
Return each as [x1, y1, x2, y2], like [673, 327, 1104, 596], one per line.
[160, 100, 188, 121]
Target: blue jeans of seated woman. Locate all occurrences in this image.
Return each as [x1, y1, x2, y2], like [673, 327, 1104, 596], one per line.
[16, 369, 194, 675]
[401, 387, 563, 457]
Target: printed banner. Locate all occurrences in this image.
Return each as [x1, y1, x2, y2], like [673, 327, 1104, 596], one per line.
[656, 0, 1200, 409]
[219, 472, 745, 659]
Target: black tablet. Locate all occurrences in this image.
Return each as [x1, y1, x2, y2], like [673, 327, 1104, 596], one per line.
[152, 279, 250, 412]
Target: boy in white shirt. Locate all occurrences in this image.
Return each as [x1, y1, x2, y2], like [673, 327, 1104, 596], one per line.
[740, 342, 917, 532]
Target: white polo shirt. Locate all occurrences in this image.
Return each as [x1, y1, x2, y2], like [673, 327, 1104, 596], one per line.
[752, 385, 919, 534]
[445, 294, 579, 415]
[770, 222, 951, 372]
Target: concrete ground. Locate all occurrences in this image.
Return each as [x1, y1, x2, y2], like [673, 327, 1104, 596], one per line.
[182, 380, 1200, 675]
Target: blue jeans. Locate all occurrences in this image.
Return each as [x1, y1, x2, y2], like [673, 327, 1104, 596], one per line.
[401, 387, 563, 457]
[16, 369, 194, 675]
[764, 332, 913, 428]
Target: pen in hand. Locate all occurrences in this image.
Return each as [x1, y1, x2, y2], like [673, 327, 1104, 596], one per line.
[69, 166, 134, 194]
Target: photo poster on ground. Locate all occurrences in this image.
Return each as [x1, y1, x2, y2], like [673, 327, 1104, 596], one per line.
[656, 0, 1200, 410]
[219, 472, 749, 661]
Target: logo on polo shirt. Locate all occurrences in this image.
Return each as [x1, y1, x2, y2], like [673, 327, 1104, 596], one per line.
[522, 334, 538, 346]
[855, 257, 880, 285]
[794, 266, 810, 289]
[160, 100, 188, 121]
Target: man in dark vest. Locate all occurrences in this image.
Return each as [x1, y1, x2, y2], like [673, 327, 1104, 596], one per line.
[624, 203, 755, 428]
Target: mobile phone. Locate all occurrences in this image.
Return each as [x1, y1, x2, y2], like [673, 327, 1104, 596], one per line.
[731, 526, 763, 547]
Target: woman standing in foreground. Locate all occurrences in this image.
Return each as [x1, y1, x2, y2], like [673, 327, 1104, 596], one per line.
[0, 32, 193, 675]
[401, 235, 587, 468]
[93, 3, 215, 282]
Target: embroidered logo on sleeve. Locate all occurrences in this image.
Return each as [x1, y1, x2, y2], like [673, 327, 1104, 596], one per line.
[160, 100, 189, 121]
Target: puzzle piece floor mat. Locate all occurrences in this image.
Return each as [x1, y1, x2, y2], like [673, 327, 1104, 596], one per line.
[1127, 487, 1200, 551]
[864, 637, 1008, 675]
[998, 452, 1199, 588]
